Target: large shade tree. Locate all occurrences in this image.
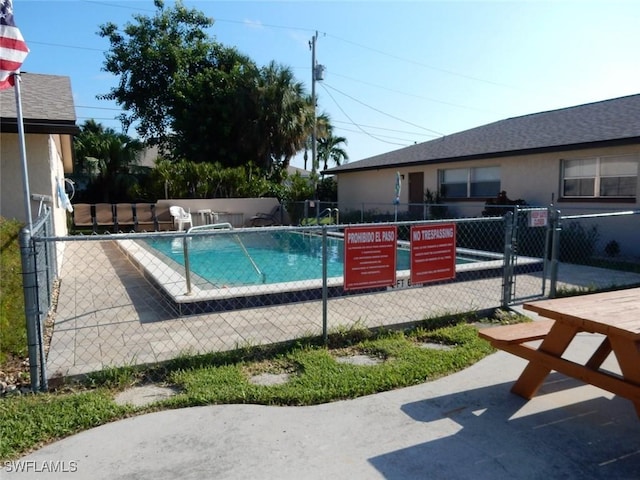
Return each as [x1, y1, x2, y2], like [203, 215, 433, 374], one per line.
[169, 44, 261, 167]
[98, 0, 317, 172]
[98, 1, 213, 147]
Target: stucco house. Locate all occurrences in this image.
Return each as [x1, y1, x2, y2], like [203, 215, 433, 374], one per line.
[0, 73, 79, 236]
[326, 94, 640, 252]
[327, 93, 640, 212]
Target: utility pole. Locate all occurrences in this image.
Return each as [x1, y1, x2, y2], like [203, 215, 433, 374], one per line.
[310, 31, 318, 175]
[309, 32, 325, 177]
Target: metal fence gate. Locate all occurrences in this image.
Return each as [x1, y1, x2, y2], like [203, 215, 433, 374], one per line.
[505, 207, 554, 304]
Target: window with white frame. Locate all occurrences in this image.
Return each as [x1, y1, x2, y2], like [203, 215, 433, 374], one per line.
[562, 154, 638, 199]
[439, 166, 501, 198]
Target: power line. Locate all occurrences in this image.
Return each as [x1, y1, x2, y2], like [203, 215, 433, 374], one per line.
[76, 105, 122, 111]
[334, 125, 430, 144]
[322, 83, 445, 137]
[79, 0, 155, 13]
[76, 116, 121, 122]
[332, 119, 435, 137]
[325, 33, 515, 89]
[329, 71, 496, 115]
[214, 17, 317, 34]
[26, 41, 104, 52]
[80, 2, 318, 35]
[319, 83, 408, 147]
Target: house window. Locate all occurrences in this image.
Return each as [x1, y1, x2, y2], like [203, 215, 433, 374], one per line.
[562, 155, 638, 198]
[439, 166, 500, 198]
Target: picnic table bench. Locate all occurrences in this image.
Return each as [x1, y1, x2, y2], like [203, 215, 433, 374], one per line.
[478, 287, 640, 416]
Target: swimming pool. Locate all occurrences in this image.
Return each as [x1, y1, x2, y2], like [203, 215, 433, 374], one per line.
[144, 230, 478, 287]
[118, 229, 538, 315]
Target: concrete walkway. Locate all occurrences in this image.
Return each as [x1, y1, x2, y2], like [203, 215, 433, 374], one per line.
[8, 332, 640, 479]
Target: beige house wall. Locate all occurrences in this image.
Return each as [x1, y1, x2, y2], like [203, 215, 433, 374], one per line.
[0, 133, 71, 237]
[337, 144, 640, 255]
[336, 169, 401, 215]
[338, 144, 640, 214]
[46, 135, 73, 237]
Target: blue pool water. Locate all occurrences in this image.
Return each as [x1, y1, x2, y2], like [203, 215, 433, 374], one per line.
[146, 231, 469, 287]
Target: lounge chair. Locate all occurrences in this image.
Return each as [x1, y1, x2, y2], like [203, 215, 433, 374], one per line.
[134, 203, 155, 232]
[114, 203, 135, 232]
[153, 204, 174, 231]
[249, 204, 282, 227]
[170, 206, 193, 231]
[71, 203, 94, 233]
[94, 203, 115, 233]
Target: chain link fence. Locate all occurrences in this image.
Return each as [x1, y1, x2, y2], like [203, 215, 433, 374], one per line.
[20, 205, 640, 390]
[549, 206, 640, 295]
[19, 207, 55, 391]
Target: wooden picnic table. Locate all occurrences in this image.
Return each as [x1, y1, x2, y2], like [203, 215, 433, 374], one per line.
[479, 287, 640, 416]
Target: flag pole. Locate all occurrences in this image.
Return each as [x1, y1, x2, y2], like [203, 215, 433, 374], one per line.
[12, 72, 33, 232]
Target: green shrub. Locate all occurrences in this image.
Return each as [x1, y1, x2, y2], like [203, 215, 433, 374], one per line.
[0, 218, 27, 363]
[559, 222, 599, 263]
[424, 189, 449, 220]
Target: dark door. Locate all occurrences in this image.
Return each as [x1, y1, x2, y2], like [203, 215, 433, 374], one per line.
[408, 172, 424, 219]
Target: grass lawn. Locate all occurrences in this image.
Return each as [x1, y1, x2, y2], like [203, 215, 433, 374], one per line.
[0, 315, 517, 461]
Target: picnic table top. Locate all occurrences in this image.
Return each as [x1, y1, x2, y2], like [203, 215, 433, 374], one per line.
[523, 287, 640, 340]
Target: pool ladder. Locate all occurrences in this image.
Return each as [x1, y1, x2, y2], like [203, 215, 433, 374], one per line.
[182, 224, 265, 295]
[234, 233, 266, 284]
[319, 207, 339, 224]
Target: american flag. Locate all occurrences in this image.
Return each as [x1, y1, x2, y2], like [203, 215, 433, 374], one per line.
[0, 0, 29, 90]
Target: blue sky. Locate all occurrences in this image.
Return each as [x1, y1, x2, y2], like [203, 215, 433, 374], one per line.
[11, 0, 640, 169]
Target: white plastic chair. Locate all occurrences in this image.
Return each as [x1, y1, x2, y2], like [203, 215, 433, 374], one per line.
[169, 206, 193, 231]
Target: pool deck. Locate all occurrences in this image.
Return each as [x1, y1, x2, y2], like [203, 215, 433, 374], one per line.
[46, 240, 640, 380]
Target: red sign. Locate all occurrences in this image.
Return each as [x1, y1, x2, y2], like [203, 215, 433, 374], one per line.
[344, 226, 397, 290]
[529, 210, 548, 227]
[410, 223, 456, 284]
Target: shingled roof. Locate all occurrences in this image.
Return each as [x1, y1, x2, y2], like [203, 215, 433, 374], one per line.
[327, 93, 640, 174]
[0, 72, 79, 135]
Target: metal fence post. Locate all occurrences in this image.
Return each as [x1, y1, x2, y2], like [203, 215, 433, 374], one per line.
[321, 226, 328, 344]
[42, 207, 54, 309]
[183, 234, 192, 295]
[501, 212, 515, 307]
[540, 205, 554, 296]
[19, 228, 43, 391]
[549, 209, 561, 298]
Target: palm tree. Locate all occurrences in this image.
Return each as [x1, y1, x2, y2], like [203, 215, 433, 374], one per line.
[74, 120, 145, 202]
[257, 62, 314, 172]
[317, 130, 348, 171]
[303, 112, 331, 171]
